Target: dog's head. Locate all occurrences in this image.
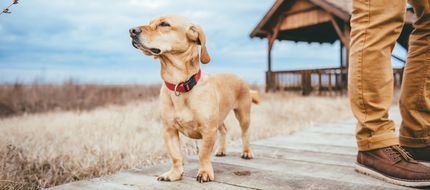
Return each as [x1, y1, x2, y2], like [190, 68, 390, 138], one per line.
[129, 15, 210, 64]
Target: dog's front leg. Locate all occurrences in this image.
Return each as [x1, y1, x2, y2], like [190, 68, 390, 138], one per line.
[157, 127, 183, 181]
[196, 126, 217, 183]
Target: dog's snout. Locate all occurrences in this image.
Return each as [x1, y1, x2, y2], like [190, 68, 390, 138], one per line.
[129, 27, 142, 36]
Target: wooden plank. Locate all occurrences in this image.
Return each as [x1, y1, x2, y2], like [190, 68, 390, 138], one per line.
[258, 131, 356, 147]
[48, 179, 138, 190]
[50, 163, 251, 190]
[189, 155, 410, 189]
[271, 67, 341, 73]
[252, 137, 357, 155]
[49, 150, 408, 190]
[280, 9, 330, 30]
[285, 0, 316, 15]
[301, 125, 355, 135]
[49, 107, 410, 190]
[227, 145, 355, 167]
[186, 161, 408, 190]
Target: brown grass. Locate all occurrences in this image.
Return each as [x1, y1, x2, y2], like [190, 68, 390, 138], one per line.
[0, 91, 351, 190]
[0, 82, 160, 118]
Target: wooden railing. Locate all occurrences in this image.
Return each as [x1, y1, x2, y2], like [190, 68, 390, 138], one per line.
[266, 67, 404, 95]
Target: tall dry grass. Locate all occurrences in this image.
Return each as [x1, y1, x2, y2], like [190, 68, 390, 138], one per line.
[0, 82, 160, 118]
[0, 92, 351, 189]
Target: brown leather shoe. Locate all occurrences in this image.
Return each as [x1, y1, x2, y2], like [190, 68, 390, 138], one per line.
[355, 145, 430, 187]
[404, 146, 430, 167]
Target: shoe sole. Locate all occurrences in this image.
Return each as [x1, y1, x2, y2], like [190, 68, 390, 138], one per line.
[355, 163, 430, 187]
[419, 161, 430, 167]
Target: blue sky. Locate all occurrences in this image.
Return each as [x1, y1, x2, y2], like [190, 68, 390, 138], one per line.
[0, 0, 406, 84]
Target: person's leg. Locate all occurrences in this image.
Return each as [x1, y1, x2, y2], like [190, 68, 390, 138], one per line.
[400, 0, 430, 164]
[350, 0, 430, 187]
[349, 0, 404, 151]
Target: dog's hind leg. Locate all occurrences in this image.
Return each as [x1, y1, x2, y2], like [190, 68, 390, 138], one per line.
[215, 123, 227, 157]
[234, 102, 253, 159]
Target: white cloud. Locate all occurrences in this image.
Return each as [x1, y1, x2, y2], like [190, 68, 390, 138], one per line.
[128, 0, 169, 9]
[0, 0, 354, 84]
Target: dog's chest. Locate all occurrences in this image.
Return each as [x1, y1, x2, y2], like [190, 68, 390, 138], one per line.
[173, 108, 202, 139]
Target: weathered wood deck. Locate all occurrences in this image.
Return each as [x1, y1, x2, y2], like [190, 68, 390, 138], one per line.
[50, 107, 422, 190]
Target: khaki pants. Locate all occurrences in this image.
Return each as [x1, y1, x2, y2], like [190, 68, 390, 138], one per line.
[349, 0, 430, 151]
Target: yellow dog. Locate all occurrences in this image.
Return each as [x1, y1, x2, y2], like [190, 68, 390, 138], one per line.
[129, 15, 259, 183]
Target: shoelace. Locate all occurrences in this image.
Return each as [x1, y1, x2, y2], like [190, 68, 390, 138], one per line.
[384, 145, 416, 163]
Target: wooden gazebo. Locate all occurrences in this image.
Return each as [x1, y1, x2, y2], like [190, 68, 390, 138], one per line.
[250, 0, 414, 95]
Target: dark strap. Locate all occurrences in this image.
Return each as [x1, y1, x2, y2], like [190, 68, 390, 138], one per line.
[164, 69, 202, 94]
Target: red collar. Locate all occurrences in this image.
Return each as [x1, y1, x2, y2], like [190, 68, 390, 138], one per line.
[164, 69, 202, 95]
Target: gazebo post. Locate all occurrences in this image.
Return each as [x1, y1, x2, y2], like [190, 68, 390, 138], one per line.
[340, 41, 344, 68]
[266, 21, 281, 92]
[344, 24, 350, 72]
[329, 14, 350, 93]
[266, 36, 274, 92]
[343, 23, 351, 93]
[340, 41, 344, 94]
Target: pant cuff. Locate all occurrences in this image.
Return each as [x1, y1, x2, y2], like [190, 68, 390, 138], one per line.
[399, 135, 430, 148]
[357, 133, 399, 151]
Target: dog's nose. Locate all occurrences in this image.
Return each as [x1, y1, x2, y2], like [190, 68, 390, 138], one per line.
[129, 27, 142, 36]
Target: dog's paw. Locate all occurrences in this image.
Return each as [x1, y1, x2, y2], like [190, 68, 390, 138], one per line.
[196, 169, 214, 183]
[241, 150, 253, 159]
[157, 170, 183, 182]
[215, 151, 226, 157]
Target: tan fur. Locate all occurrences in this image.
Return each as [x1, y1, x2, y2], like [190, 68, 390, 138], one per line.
[130, 15, 258, 183]
[249, 90, 261, 104]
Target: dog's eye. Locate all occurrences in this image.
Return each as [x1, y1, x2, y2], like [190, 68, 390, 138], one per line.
[159, 22, 171, 27]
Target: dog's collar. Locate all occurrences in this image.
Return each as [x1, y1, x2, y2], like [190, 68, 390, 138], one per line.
[164, 69, 201, 96]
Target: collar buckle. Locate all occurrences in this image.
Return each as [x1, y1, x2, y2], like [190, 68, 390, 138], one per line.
[174, 82, 182, 96]
[164, 69, 202, 95]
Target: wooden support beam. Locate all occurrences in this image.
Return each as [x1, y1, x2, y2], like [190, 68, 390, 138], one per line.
[266, 37, 273, 92]
[329, 14, 348, 47]
[318, 72, 322, 96]
[340, 22, 351, 94]
[340, 41, 344, 68]
[328, 73, 332, 95]
[266, 17, 282, 92]
[302, 71, 312, 96]
[267, 35, 276, 92]
[343, 22, 351, 79]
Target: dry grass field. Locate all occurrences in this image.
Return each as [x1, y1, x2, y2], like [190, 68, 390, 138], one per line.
[0, 89, 351, 190]
[0, 83, 160, 118]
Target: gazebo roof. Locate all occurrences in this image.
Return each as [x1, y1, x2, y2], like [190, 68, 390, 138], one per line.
[324, 0, 351, 14]
[250, 0, 414, 48]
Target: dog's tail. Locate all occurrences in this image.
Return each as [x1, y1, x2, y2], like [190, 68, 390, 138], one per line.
[250, 90, 260, 104]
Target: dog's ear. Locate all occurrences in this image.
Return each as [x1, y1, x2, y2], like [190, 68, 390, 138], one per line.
[187, 25, 211, 64]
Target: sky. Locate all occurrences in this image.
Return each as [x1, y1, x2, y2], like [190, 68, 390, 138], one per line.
[0, 0, 407, 84]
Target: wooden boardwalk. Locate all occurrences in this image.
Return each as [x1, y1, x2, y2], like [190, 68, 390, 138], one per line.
[50, 107, 422, 190]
